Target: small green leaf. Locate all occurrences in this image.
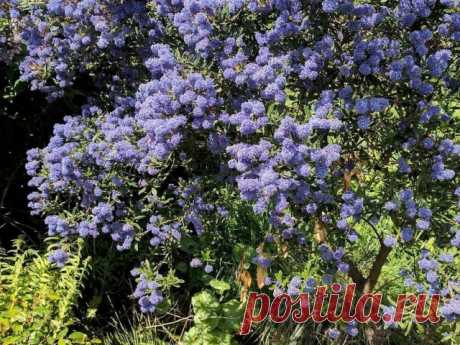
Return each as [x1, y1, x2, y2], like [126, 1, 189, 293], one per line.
[209, 279, 230, 294]
[69, 331, 87, 342]
[3, 336, 20, 345]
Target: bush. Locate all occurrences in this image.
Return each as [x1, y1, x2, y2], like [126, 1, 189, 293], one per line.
[1, 0, 460, 343]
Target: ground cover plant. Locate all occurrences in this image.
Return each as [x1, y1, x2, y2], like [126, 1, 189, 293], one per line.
[0, 0, 460, 344]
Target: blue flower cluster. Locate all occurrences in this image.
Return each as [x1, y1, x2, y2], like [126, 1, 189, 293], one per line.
[48, 248, 69, 267]
[131, 270, 164, 313]
[441, 296, 460, 320]
[11, 0, 162, 100]
[0, 1, 18, 63]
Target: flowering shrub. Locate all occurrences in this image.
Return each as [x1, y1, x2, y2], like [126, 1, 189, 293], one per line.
[5, 0, 460, 342]
[0, 1, 19, 63]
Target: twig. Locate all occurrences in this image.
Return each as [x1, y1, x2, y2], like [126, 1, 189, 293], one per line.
[145, 315, 193, 329]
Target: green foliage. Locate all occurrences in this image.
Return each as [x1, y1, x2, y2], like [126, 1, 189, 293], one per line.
[209, 279, 231, 294]
[102, 311, 168, 345]
[182, 287, 243, 345]
[104, 330, 167, 345]
[17, 0, 46, 10]
[0, 238, 99, 345]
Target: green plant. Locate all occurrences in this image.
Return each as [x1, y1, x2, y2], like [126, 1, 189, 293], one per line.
[0, 237, 99, 345]
[102, 310, 168, 345]
[181, 282, 243, 345]
[104, 330, 167, 345]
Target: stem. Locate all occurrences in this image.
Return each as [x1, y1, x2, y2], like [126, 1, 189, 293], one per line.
[344, 258, 366, 288]
[345, 244, 392, 294]
[362, 244, 392, 294]
[365, 326, 388, 345]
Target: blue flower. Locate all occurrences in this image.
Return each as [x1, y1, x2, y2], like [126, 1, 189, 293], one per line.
[48, 249, 69, 268]
[401, 227, 414, 242]
[327, 328, 341, 339]
[190, 258, 203, 268]
[416, 219, 430, 230]
[357, 115, 371, 129]
[384, 235, 397, 247]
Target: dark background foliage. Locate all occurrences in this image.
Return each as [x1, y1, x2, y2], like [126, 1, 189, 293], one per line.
[0, 63, 127, 330]
[0, 61, 92, 247]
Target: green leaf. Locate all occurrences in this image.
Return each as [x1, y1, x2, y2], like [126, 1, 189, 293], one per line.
[69, 331, 87, 342]
[3, 336, 20, 345]
[192, 291, 219, 311]
[209, 279, 230, 294]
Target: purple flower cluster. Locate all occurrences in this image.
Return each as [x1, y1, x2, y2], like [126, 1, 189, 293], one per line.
[136, 45, 222, 162]
[441, 296, 460, 320]
[48, 248, 69, 268]
[221, 45, 291, 103]
[397, 0, 436, 27]
[319, 244, 350, 273]
[0, 1, 20, 63]
[439, 13, 460, 41]
[15, 0, 162, 100]
[148, 214, 182, 247]
[132, 272, 164, 313]
[224, 100, 268, 135]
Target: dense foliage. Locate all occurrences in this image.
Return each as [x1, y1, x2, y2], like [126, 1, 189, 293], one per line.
[0, 238, 98, 345]
[1, 0, 460, 343]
